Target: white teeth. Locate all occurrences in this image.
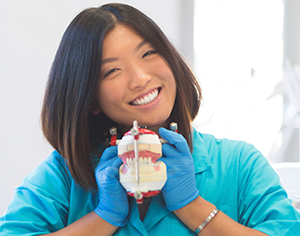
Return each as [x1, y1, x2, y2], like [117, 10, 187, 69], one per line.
[148, 93, 154, 101]
[126, 157, 155, 168]
[132, 89, 159, 105]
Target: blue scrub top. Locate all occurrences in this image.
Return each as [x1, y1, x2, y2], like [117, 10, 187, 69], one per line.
[1, 128, 300, 235]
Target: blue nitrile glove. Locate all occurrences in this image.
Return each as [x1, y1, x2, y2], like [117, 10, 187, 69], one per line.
[94, 146, 129, 227]
[159, 127, 199, 211]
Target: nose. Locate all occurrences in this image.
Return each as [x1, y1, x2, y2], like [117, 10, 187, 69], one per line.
[128, 63, 152, 90]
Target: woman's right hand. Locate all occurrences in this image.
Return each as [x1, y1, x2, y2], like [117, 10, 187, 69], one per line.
[94, 146, 129, 227]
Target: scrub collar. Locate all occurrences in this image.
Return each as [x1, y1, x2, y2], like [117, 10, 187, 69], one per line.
[191, 127, 212, 174]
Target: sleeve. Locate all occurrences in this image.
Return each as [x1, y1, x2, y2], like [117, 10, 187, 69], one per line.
[237, 143, 300, 235]
[0, 151, 71, 235]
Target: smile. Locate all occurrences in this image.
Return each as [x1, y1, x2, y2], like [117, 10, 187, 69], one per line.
[130, 88, 161, 106]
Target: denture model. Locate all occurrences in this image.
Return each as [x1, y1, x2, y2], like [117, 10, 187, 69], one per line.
[109, 120, 177, 204]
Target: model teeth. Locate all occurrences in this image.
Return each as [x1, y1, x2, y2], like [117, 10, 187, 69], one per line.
[125, 157, 154, 167]
[132, 89, 158, 105]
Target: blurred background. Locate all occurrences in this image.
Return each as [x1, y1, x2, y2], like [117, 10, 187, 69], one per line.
[1, 0, 299, 215]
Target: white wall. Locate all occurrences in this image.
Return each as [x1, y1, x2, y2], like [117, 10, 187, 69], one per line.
[0, 0, 194, 215]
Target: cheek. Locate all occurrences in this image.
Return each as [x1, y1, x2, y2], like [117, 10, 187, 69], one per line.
[162, 69, 176, 96]
[97, 81, 124, 110]
[153, 60, 176, 86]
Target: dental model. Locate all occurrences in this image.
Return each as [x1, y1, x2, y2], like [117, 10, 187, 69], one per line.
[110, 120, 177, 204]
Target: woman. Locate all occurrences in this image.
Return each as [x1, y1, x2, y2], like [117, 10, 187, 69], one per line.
[0, 3, 299, 235]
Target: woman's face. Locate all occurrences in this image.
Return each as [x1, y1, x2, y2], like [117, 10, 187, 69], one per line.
[93, 24, 176, 131]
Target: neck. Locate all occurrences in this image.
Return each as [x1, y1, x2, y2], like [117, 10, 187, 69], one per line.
[117, 120, 171, 136]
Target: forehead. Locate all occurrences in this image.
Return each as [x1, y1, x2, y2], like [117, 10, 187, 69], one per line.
[102, 24, 145, 53]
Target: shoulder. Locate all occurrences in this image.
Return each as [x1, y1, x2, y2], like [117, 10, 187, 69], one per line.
[0, 151, 75, 234]
[23, 150, 72, 189]
[193, 127, 276, 178]
[195, 130, 255, 160]
[192, 129, 270, 174]
[17, 150, 73, 204]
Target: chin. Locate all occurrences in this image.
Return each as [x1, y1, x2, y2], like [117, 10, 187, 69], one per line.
[137, 116, 171, 128]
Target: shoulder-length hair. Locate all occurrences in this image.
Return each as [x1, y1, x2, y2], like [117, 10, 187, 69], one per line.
[41, 3, 201, 190]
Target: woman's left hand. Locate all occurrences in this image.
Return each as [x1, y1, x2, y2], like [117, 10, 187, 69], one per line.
[159, 127, 199, 211]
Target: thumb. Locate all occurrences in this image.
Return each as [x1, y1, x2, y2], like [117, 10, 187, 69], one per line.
[159, 127, 190, 154]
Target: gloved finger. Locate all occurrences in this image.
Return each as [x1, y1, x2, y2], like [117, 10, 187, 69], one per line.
[159, 153, 192, 172]
[100, 146, 118, 162]
[158, 156, 180, 170]
[96, 156, 123, 178]
[161, 142, 178, 158]
[111, 157, 123, 169]
[159, 127, 190, 154]
[96, 157, 116, 173]
[96, 146, 118, 170]
[161, 144, 194, 163]
[105, 166, 120, 180]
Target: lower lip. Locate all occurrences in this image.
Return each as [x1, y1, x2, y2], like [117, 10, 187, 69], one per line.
[131, 89, 162, 110]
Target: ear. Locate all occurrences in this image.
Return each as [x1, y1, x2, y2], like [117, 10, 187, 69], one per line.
[89, 101, 101, 115]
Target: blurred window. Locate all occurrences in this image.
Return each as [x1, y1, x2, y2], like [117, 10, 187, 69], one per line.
[193, 0, 284, 157]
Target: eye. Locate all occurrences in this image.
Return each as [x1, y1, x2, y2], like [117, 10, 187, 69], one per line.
[142, 50, 157, 58]
[104, 68, 119, 78]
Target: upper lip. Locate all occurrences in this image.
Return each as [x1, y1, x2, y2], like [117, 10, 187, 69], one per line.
[129, 87, 161, 104]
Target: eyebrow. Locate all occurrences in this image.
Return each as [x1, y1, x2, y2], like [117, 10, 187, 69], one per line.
[101, 39, 149, 65]
[135, 39, 148, 52]
[102, 57, 118, 65]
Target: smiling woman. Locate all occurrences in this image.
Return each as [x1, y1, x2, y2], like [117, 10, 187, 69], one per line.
[0, 3, 299, 236]
[91, 24, 177, 130]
